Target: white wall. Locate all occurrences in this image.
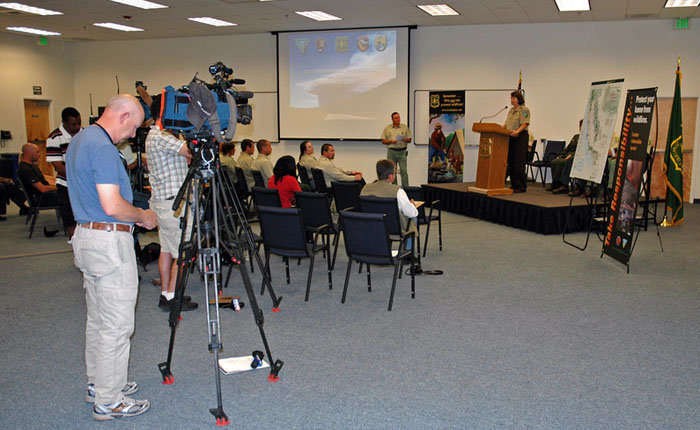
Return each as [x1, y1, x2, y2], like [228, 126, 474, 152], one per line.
[0, 33, 75, 153]
[3, 19, 699, 196]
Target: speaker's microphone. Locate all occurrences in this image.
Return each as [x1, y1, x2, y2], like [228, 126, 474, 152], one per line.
[231, 78, 246, 85]
[480, 105, 509, 122]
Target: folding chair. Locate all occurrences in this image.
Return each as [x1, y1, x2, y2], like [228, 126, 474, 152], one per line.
[252, 186, 282, 208]
[529, 140, 565, 186]
[311, 168, 330, 195]
[16, 177, 61, 238]
[331, 180, 363, 212]
[252, 170, 266, 188]
[295, 191, 340, 269]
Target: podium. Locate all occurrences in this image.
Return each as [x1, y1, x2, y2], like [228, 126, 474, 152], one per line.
[468, 123, 512, 196]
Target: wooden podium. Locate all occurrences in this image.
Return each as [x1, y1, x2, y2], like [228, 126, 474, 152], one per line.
[468, 123, 512, 196]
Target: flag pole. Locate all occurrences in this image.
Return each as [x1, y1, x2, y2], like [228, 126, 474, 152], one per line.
[661, 56, 683, 227]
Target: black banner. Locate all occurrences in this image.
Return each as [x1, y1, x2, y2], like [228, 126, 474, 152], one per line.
[603, 88, 657, 265]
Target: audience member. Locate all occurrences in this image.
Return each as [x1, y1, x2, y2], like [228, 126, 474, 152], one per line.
[318, 143, 362, 188]
[46, 106, 81, 238]
[145, 94, 198, 312]
[298, 140, 319, 181]
[254, 139, 274, 185]
[268, 155, 301, 208]
[18, 143, 58, 206]
[66, 94, 157, 421]
[360, 159, 418, 254]
[549, 120, 582, 194]
[237, 138, 256, 189]
[220, 141, 237, 176]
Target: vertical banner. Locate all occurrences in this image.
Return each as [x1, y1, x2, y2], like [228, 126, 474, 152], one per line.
[428, 91, 465, 183]
[603, 88, 657, 265]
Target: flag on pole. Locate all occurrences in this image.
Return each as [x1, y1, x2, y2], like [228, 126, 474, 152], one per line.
[662, 58, 684, 226]
[517, 71, 522, 91]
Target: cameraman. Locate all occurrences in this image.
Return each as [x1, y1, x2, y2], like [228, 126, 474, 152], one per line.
[146, 95, 198, 312]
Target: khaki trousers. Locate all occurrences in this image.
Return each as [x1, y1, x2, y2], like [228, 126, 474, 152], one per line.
[72, 225, 138, 405]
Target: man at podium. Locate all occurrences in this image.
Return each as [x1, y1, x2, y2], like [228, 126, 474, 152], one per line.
[503, 91, 531, 193]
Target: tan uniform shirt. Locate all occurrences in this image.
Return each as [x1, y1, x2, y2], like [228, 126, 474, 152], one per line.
[254, 154, 274, 185]
[505, 105, 531, 131]
[299, 154, 320, 180]
[381, 124, 412, 150]
[318, 156, 356, 187]
[237, 152, 256, 189]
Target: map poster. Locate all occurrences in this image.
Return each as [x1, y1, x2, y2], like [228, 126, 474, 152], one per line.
[603, 87, 657, 265]
[427, 90, 465, 183]
[571, 79, 624, 184]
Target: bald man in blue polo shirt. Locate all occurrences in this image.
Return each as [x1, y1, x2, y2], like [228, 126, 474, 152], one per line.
[67, 94, 157, 421]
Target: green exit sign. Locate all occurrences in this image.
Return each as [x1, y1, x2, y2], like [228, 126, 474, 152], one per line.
[674, 18, 689, 29]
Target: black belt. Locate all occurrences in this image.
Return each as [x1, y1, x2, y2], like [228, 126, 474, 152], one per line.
[388, 147, 407, 151]
[165, 196, 175, 200]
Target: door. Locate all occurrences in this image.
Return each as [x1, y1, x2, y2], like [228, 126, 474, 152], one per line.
[24, 99, 53, 177]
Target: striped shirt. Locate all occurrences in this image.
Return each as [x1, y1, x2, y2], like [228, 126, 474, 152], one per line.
[45, 124, 72, 187]
[145, 126, 188, 200]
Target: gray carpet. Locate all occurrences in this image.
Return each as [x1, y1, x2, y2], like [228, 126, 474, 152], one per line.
[0, 204, 698, 429]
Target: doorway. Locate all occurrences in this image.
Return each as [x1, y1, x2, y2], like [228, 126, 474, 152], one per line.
[23, 99, 53, 177]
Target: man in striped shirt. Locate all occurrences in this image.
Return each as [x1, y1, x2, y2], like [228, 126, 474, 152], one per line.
[46, 107, 81, 238]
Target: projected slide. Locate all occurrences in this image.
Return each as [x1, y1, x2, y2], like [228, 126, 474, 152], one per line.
[279, 28, 409, 140]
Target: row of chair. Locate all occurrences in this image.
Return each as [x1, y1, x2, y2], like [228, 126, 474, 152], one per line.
[256, 193, 420, 311]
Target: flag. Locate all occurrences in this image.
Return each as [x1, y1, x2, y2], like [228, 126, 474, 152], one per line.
[662, 59, 684, 226]
[517, 71, 522, 91]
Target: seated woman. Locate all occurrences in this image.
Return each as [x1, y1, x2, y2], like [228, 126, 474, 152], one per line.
[268, 155, 301, 208]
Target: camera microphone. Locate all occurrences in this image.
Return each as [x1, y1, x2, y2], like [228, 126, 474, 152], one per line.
[231, 78, 245, 85]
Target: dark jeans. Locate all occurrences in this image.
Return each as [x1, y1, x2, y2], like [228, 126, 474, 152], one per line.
[550, 156, 573, 188]
[0, 181, 27, 215]
[57, 185, 76, 230]
[507, 131, 529, 191]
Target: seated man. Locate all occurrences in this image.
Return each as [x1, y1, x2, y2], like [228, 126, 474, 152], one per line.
[18, 143, 60, 235]
[253, 139, 273, 185]
[236, 138, 256, 189]
[360, 159, 418, 258]
[318, 143, 362, 188]
[220, 141, 237, 176]
[549, 120, 582, 194]
[0, 176, 29, 220]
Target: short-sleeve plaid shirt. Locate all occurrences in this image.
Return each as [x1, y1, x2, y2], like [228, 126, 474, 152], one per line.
[145, 126, 188, 200]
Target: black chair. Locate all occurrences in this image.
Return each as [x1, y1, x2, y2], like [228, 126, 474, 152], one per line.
[525, 140, 540, 182]
[16, 177, 61, 238]
[528, 140, 565, 186]
[252, 170, 266, 188]
[331, 180, 363, 212]
[311, 168, 331, 195]
[295, 191, 340, 269]
[257, 206, 331, 302]
[297, 164, 313, 191]
[339, 211, 415, 311]
[233, 167, 252, 211]
[404, 186, 442, 257]
[252, 186, 282, 208]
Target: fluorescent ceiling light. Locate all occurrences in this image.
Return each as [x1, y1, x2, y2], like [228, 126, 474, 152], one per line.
[554, 0, 590, 12]
[0, 3, 62, 15]
[93, 22, 144, 32]
[108, 0, 167, 9]
[7, 26, 61, 36]
[417, 4, 460, 16]
[188, 17, 237, 27]
[295, 11, 342, 21]
[664, 0, 700, 7]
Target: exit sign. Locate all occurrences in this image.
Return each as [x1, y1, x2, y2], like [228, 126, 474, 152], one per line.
[32, 86, 42, 95]
[674, 18, 689, 29]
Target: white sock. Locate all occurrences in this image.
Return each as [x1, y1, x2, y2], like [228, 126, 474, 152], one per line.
[163, 291, 175, 301]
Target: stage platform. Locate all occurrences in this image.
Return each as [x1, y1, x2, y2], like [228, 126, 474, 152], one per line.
[422, 182, 597, 235]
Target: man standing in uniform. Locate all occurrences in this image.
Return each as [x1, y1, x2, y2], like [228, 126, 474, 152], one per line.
[46, 107, 81, 238]
[503, 91, 531, 193]
[381, 112, 412, 186]
[146, 94, 198, 312]
[67, 94, 157, 421]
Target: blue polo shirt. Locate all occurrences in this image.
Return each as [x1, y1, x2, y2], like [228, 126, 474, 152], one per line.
[66, 124, 133, 224]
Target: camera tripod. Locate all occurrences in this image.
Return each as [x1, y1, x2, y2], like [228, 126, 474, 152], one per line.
[157, 131, 283, 426]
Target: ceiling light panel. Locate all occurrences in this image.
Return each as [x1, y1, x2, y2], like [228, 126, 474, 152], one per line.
[554, 0, 590, 12]
[108, 0, 167, 9]
[6, 26, 61, 35]
[664, 0, 700, 7]
[0, 3, 62, 15]
[417, 4, 460, 16]
[295, 11, 342, 21]
[93, 23, 144, 32]
[188, 17, 237, 27]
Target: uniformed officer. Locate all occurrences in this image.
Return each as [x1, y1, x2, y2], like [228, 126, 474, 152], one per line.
[381, 112, 412, 186]
[503, 91, 531, 193]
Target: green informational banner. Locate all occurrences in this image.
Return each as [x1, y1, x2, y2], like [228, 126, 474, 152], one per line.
[427, 90, 465, 183]
[603, 87, 657, 265]
[662, 66, 684, 226]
